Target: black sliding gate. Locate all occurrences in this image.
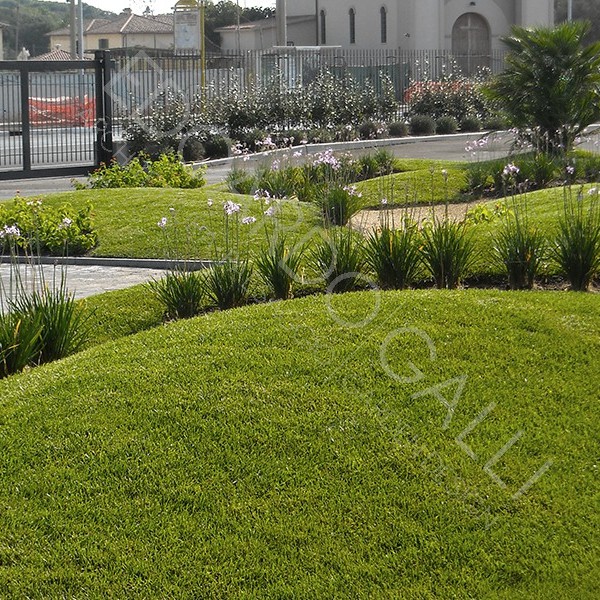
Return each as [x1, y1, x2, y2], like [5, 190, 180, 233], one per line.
[0, 51, 113, 180]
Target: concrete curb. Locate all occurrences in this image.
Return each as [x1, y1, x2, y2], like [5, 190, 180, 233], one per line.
[0, 255, 213, 271]
[191, 131, 497, 170]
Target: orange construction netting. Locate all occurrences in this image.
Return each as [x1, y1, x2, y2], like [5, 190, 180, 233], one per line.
[29, 96, 96, 127]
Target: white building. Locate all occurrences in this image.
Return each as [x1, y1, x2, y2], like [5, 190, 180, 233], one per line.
[316, 0, 554, 51]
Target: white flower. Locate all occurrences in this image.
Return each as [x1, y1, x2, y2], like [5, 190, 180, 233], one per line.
[207, 199, 214, 207]
[223, 200, 241, 215]
[588, 188, 598, 195]
[293, 151, 302, 158]
[264, 206, 276, 217]
[566, 165, 575, 176]
[157, 217, 167, 228]
[380, 197, 388, 205]
[59, 217, 73, 230]
[169, 207, 176, 215]
[503, 163, 520, 177]
[242, 216, 257, 225]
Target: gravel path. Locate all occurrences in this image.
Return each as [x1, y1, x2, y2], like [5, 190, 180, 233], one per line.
[351, 200, 482, 232]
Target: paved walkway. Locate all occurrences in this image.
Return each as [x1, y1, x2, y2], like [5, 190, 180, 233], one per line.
[0, 262, 167, 303]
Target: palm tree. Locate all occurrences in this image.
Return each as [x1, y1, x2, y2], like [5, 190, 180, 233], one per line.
[486, 21, 600, 155]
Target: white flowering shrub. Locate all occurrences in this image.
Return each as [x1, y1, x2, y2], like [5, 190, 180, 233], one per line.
[0, 198, 97, 256]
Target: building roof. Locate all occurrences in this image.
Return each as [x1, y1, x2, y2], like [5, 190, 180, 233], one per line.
[215, 15, 314, 33]
[32, 48, 92, 61]
[48, 13, 173, 37]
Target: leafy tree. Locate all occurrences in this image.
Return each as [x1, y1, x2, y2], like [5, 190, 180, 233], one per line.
[486, 20, 600, 155]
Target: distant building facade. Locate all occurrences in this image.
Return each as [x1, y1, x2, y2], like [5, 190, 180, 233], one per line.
[315, 0, 554, 51]
[48, 9, 174, 53]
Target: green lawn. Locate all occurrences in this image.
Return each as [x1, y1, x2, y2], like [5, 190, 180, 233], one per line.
[356, 161, 468, 207]
[0, 289, 598, 598]
[8, 188, 321, 259]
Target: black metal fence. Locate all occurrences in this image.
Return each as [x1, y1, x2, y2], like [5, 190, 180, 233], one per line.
[0, 51, 113, 180]
[0, 48, 506, 177]
[108, 47, 508, 131]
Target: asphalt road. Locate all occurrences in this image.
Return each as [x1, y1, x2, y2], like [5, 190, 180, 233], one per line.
[0, 132, 510, 200]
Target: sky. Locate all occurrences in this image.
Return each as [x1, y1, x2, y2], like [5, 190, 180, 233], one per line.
[57, 0, 276, 16]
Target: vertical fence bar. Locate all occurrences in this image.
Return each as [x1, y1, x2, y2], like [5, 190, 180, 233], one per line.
[20, 66, 31, 174]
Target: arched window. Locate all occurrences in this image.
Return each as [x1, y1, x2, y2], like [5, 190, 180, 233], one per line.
[320, 10, 327, 45]
[380, 6, 387, 44]
[349, 8, 356, 45]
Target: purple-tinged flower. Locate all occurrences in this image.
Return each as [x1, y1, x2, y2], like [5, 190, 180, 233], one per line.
[503, 163, 520, 177]
[264, 206, 276, 217]
[380, 197, 388, 205]
[223, 200, 241, 215]
[566, 165, 575, 176]
[59, 217, 73, 230]
[157, 217, 167, 229]
[242, 216, 257, 225]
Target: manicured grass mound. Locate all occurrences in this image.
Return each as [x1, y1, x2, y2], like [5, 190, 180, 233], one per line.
[14, 188, 321, 259]
[0, 290, 598, 597]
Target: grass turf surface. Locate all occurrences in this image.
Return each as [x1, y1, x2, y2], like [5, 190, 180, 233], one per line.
[0, 289, 598, 598]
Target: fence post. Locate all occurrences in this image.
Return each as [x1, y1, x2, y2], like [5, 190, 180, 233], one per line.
[20, 66, 31, 173]
[95, 49, 114, 166]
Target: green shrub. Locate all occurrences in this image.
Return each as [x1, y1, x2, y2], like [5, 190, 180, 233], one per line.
[410, 115, 436, 136]
[311, 228, 365, 293]
[483, 115, 508, 130]
[317, 185, 363, 226]
[0, 198, 97, 256]
[406, 77, 493, 122]
[460, 115, 482, 132]
[364, 219, 421, 289]
[420, 214, 476, 288]
[517, 153, 561, 189]
[255, 235, 305, 300]
[436, 116, 459, 135]
[388, 121, 409, 137]
[227, 168, 256, 195]
[203, 259, 253, 309]
[181, 136, 205, 162]
[10, 280, 90, 365]
[204, 134, 230, 159]
[358, 121, 379, 140]
[492, 201, 547, 290]
[147, 270, 205, 319]
[84, 154, 205, 189]
[0, 311, 42, 379]
[552, 188, 600, 291]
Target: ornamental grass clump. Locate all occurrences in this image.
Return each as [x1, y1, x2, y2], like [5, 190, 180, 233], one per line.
[0, 223, 90, 378]
[492, 200, 546, 290]
[318, 184, 364, 227]
[365, 215, 421, 290]
[203, 199, 254, 310]
[255, 235, 305, 301]
[552, 187, 600, 291]
[420, 210, 476, 289]
[311, 227, 365, 294]
[147, 209, 206, 320]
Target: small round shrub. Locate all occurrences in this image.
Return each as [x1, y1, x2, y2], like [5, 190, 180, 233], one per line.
[358, 121, 383, 140]
[435, 116, 459, 135]
[388, 121, 409, 137]
[307, 129, 334, 144]
[460, 115, 482, 133]
[181, 137, 205, 162]
[409, 115, 436, 136]
[483, 115, 508, 131]
[204, 134, 230, 159]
